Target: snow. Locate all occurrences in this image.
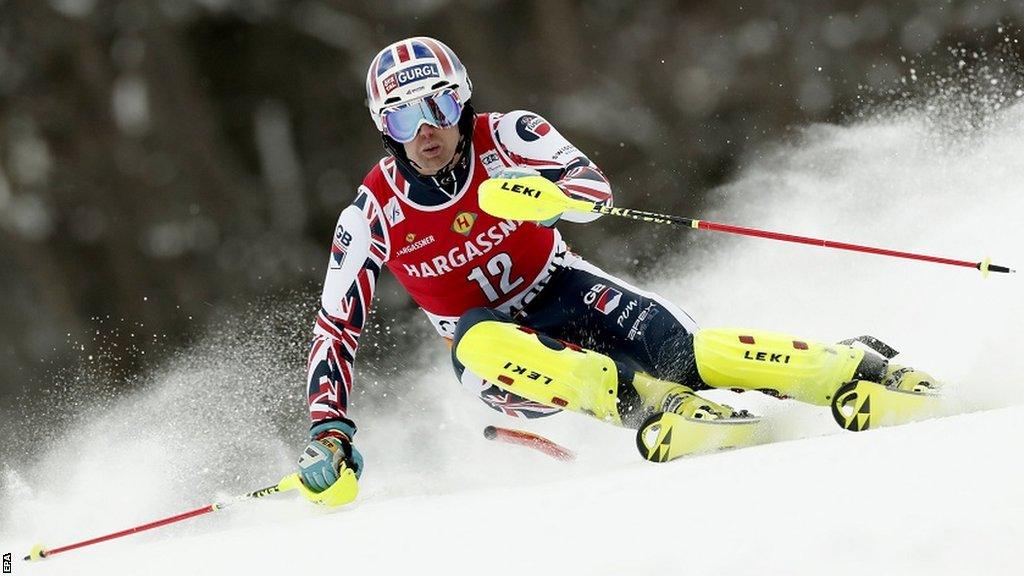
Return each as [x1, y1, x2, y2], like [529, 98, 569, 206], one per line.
[6, 406, 1024, 575]
[3, 72, 1023, 576]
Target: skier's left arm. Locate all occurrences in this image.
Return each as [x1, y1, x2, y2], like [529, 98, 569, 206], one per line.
[494, 110, 612, 224]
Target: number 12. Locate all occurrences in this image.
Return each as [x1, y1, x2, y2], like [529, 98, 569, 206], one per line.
[467, 252, 524, 302]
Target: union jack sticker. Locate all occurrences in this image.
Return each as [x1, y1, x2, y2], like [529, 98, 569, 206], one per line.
[595, 287, 621, 315]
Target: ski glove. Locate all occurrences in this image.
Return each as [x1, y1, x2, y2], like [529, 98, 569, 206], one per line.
[493, 167, 561, 227]
[298, 420, 364, 493]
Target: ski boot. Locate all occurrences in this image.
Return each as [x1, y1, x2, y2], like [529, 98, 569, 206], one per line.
[830, 346, 943, 432]
[882, 363, 941, 394]
[634, 380, 764, 463]
[630, 372, 737, 420]
[692, 329, 944, 432]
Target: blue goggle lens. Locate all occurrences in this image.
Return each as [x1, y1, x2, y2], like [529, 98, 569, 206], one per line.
[383, 91, 463, 143]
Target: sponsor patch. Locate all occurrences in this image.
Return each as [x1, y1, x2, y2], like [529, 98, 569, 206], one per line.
[515, 114, 551, 142]
[384, 196, 405, 226]
[628, 303, 659, 340]
[595, 288, 622, 315]
[402, 218, 520, 278]
[479, 150, 504, 177]
[451, 211, 477, 236]
[502, 361, 554, 385]
[395, 234, 436, 257]
[583, 283, 622, 315]
[616, 299, 639, 327]
[552, 143, 580, 160]
[383, 63, 440, 94]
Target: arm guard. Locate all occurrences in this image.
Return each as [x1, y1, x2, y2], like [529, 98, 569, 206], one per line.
[494, 110, 613, 223]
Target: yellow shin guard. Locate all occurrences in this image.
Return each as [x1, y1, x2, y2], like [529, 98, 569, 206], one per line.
[455, 320, 626, 424]
[455, 320, 694, 426]
[693, 328, 888, 406]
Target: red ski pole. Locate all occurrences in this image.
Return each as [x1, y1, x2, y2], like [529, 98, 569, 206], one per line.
[25, 504, 230, 561]
[478, 178, 1016, 276]
[594, 205, 1016, 276]
[23, 474, 314, 561]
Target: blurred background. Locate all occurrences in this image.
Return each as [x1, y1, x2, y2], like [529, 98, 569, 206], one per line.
[1, 0, 1022, 404]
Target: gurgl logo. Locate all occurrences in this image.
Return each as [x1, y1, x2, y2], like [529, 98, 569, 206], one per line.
[383, 63, 440, 93]
[515, 114, 551, 142]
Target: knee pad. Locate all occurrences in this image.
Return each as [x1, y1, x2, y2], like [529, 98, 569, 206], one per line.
[451, 307, 514, 381]
[452, 311, 625, 424]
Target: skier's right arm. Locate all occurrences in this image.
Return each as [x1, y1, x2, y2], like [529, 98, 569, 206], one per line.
[299, 190, 389, 493]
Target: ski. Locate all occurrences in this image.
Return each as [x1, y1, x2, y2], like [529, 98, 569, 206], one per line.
[635, 411, 767, 462]
[831, 380, 944, 431]
[637, 380, 946, 463]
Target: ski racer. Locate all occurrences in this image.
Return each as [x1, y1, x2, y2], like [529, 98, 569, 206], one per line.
[295, 37, 939, 495]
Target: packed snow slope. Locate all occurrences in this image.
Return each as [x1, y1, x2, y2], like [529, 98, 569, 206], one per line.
[10, 407, 1024, 576]
[3, 91, 1023, 574]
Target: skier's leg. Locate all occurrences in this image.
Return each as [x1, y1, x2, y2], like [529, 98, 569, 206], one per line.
[511, 257, 933, 409]
[692, 328, 891, 405]
[692, 329, 939, 406]
[451, 308, 734, 428]
[516, 257, 706, 388]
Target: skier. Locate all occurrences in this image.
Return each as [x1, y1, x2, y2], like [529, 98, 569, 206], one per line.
[296, 37, 939, 495]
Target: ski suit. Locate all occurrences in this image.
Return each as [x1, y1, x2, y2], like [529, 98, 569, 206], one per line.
[306, 111, 701, 433]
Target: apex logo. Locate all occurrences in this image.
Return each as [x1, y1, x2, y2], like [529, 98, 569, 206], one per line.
[451, 211, 477, 236]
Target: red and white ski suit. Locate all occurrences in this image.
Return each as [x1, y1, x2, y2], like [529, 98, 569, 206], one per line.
[306, 111, 612, 427]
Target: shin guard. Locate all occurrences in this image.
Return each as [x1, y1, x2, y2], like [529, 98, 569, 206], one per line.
[693, 328, 888, 406]
[454, 319, 628, 423]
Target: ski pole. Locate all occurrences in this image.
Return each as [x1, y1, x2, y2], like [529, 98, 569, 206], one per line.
[23, 475, 298, 562]
[24, 469, 357, 562]
[479, 177, 1016, 277]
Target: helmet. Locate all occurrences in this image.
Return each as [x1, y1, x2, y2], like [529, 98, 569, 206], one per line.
[365, 37, 472, 133]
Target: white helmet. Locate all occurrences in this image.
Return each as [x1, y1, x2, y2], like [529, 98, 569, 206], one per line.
[365, 37, 473, 133]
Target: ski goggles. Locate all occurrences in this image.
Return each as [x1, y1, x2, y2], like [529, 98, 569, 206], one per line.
[382, 90, 463, 143]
